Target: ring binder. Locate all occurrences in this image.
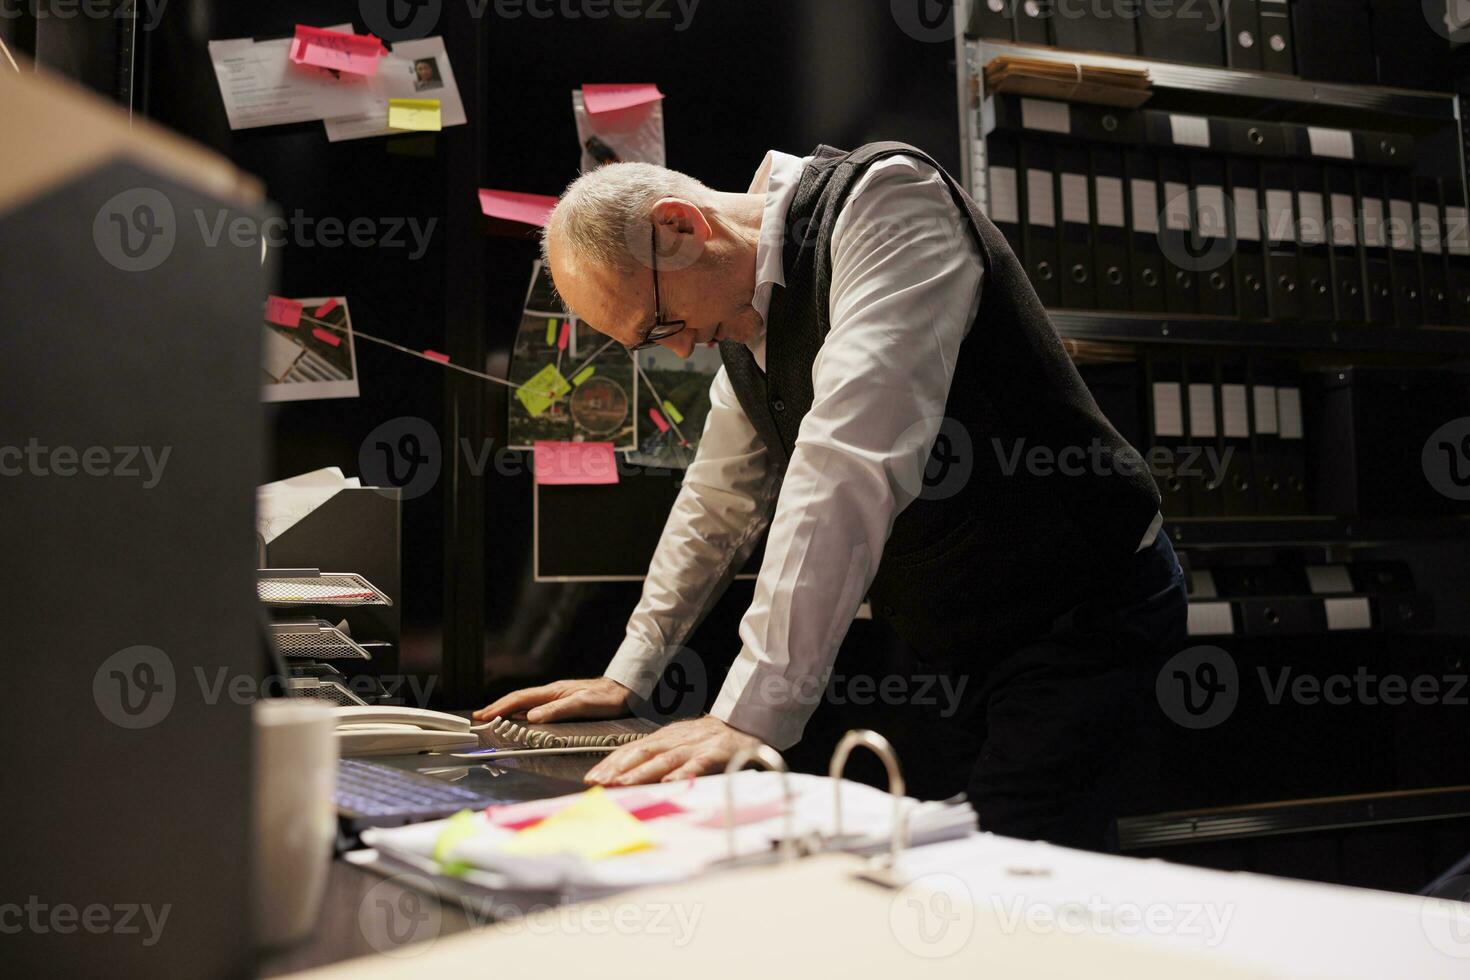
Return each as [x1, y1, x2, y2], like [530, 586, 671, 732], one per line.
[722, 745, 798, 862]
[829, 730, 910, 870]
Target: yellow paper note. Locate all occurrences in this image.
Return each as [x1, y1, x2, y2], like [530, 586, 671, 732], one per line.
[546, 318, 558, 345]
[516, 363, 572, 417]
[498, 787, 652, 861]
[388, 98, 442, 131]
[572, 365, 597, 386]
[661, 400, 684, 424]
[433, 809, 480, 877]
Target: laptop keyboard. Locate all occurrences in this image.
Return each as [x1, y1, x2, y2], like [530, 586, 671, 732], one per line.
[336, 758, 487, 817]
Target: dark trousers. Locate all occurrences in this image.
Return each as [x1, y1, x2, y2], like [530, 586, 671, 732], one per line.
[946, 530, 1188, 851]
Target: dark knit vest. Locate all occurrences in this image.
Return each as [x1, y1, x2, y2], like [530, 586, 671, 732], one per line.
[719, 143, 1161, 666]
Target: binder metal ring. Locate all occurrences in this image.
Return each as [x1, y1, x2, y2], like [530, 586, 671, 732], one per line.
[722, 744, 796, 862]
[829, 730, 909, 868]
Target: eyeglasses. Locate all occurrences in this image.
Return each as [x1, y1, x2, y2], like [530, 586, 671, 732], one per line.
[627, 223, 688, 351]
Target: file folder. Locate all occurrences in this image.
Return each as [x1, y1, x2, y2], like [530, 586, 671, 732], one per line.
[1051, 0, 1138, 55]
[1158, 152, 1198, 314]
[1021, 138, 1061, 306]
[1212, 116, 1286, 159]
[1274, 365, 1309, 513]
[1415, 177, 1450, 325]
[1091, 145, 1133, 310]
[1223, 0, 1263, 71]
[1217, 354, 1256, 516]
[984, 94, 1072, 138]
[985, 133, 1026, 258]
[1294, 163, 1335, 322]
[1185, 353, 1225, 516]
[1261, 161, 1302, 320]
[1228, 157, 1269, 320]
[1248, 356, 1285, 514]
[1353, 130, 1414, 168]
[1385, 171, 1422, 327]
[1357, 169, 1394, 324]
[1443, 179, 1470, 326]
[1056, 142, 1096, 309]
[1258, 0, 1294, 74]
[1145, 351, 1190, 519]
[1326, 164, 1367, 323]
[1126, 150, 1168, 312]
[967, 0, 1014, 40]
[1239, 597, 1322, 635]
[1192, 154, 1235, 316]
[1070, 102, 1145, 144]
[1137, 1, 1225, 66]
[1013, 0, 1052, 44]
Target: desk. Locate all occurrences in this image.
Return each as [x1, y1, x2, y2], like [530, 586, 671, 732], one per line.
[258, 717, 658, 977]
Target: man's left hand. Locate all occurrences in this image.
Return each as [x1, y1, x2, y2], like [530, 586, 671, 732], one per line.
[584, 716, 764, 786]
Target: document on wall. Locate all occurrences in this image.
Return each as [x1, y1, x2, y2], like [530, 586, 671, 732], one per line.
[208, 26, 379, 130]
[322, 37, 467, 142]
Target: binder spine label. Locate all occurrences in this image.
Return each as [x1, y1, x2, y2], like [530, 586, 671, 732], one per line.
[1420, 203, 1443, 254]
[1298, 192, 1326, 245]
[1330, 193, 1357, 246]
[1389, 199, 1415, 251]
[1188, 384, 1218, 438]
[1152, 382, 1185, 438]
[1020, 98, 1070, 135]
[1278, 388, 1303, 440]
[1026, 170, 1055, 227]
[1362, 198, 1387, 248]
[1265, 190, 1296, 243]
[1254, 385, 1279, 434]
[1169, 114, 1211, 148]
[1234, 187, 1261, 242]
[1165, 182, 1191, 232]
[1324, 597, 1372, 631]
[1061, 173, 1090, 225]
[1446, 206, 1470, 256]
[1307, 127, 1355, 160]
[989, 165, 1019, 224]
[1095, 176, 1125, 228]
[1196, 186, 1227, 239]
[1221, 384, 1250, 439]
[1131, 179, 1160, 234]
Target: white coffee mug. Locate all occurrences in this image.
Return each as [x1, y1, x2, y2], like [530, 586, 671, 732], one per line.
[252, 698, 338, 948]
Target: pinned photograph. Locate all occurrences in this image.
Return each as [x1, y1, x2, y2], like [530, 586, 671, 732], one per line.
[261, 295, 360, 402]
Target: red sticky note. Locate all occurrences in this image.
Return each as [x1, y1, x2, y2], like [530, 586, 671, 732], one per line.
[478, 189, 558, 228]
[290, 25, 386, 76]
[422, 349, 451, 363]
[312, 326, 342, 347]
[314, 297, 338, 317]
[265, 295, 302, 328]
[647, 408, 670, 433]
[628, 800, 686, 822]
[534, 441, 619, 486]
[557, 321, 571, 351]
[582, 83, 665, 116]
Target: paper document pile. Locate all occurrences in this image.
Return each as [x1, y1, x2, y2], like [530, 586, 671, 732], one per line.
[984, 55, 1152, 108]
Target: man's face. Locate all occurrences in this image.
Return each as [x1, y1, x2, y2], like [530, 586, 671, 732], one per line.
[416, 62, 433, 81]
[548, 211, 763, 359]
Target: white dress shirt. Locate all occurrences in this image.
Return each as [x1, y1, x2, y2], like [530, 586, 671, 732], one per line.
[604, 149, 1156, 749]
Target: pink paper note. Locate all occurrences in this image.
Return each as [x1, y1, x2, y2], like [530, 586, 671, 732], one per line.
[314, 297, 339, 317]
[647, 408, 670, 433]
[582, 83, 665, 116]
[557, 321, 571, 351]
[312, 326, 342, 347]
[422, 349, 451, 364]
[534, 441, 619, 486]
[290, 25, 385, 76]
[265, 296, 302, 328]
[478, 189, 558, 228]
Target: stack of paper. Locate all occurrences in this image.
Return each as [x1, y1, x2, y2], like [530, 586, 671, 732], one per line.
[256, 467, 361, 546]
[353, 772, 976, 905]
[984, 55, 1152, 108]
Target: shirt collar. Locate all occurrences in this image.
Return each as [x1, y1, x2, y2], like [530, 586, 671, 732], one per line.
[749, 150, 807, 326]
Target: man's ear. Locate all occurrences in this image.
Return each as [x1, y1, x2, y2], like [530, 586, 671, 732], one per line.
[650, 198, 712, 243]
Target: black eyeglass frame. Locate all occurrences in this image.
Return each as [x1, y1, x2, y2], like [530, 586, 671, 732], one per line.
[627, 223, 688, 351]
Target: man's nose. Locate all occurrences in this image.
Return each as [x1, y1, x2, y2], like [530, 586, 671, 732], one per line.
[656, 333, 694, 360]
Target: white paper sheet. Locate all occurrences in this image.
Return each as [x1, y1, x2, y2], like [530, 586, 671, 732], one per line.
[323, 37, 467, 141]
[208, 28, 377, 130]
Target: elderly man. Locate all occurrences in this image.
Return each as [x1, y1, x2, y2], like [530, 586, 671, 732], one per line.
[476, 142, 1187, 850]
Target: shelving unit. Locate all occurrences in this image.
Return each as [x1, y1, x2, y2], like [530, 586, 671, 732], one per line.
[1049, 310, 1470, 356]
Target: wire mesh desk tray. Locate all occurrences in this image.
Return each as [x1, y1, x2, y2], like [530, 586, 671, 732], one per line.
[256, 570, 393, 607]
[269, 620, 375, 660]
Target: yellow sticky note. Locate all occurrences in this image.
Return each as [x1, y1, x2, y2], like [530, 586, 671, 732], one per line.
[388, 98, 442, 131]
[546, 318, 558, 345]
[433, 809, 479, 878]
[516, 363, 572, 417]
[572, 365, 597, 386]
[661, 400, 684, 424]
[498, 787, 652, 861]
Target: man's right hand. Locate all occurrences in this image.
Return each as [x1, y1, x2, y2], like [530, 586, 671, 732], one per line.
[471, 677, 633, 725]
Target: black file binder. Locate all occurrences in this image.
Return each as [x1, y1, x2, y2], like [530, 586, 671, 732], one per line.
[1158, 152, 1198, 314]
[1385, 171, 1422, 327]
[1052, 0, 1138, 55]
[1217, 354, 1257, 516]
[1212, 116, 1286, 159]
[1261, 161, 1302, 320]
[1137, 1, 1224, 66]
[1014, 0, 1052, 44]
[986, 133, 1025, 259]
[967, 0, 1014, 40]
[1227, 158, 1269, 320]
[1271, 361, 1310, 513]
[1326, 164, 1367, 323]
[1057, 142, 1096, 309]
[1357, 169, 1394, 324]
[1185, 353, 1225, 516]
[1224, 0, 1263, 70]
[1021, 138, 1061, 306]
[1443, 179, 1470, 326]
[1146, 352, 1191, 519]
[1291, 0, 1374, 84]
[1238, 597, 1324, 636]
[1126, 151, 1167, 312]
[1258, 0, 1294, 74]
[1192, 154, 1235, 316]
[1415, 177, 1450, 325]
[1091, 146, 1132, 310]
[1353, 130, 1414, 168]
[1294, 163, 1335, 322]
[1248, 356, 1286, 515]
[983, 93, 1074, 138]
[1070, 102, 1146, 144]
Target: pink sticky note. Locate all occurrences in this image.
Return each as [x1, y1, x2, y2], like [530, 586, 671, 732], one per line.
[582, 83, 665, 116]
[534, 441, 619, 486]
[290, 25, 386, 76]
[647, 408, 670, 433]
[265, 295, 302, 328]
[557, 321, 571, 351]
[478, 189, 558, 228]
[312, 326, 342, 347]
[314, 297, 338, 317]
[422, 349, 451, 363]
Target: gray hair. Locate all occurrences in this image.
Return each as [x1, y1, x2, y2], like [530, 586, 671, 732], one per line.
[541, 162, 712, 276]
